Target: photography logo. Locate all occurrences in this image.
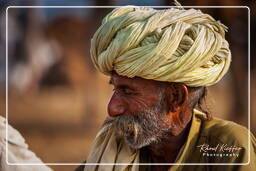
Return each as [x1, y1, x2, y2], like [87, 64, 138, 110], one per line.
[197, 143, 243, 158]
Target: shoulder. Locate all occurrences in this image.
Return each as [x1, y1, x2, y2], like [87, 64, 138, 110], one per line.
[0, 116, 52, 170]
[197, 116, 256, 168]
[0, 116, 27, 148]
[201, 116, 251, 147]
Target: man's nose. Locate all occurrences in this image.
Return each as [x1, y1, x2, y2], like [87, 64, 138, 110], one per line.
[108, 93, 125, 117]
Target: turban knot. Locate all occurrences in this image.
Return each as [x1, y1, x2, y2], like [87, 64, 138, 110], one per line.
[90, 6, 231, 87]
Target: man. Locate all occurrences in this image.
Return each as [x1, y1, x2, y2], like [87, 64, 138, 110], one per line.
[83, 5, 256, 171]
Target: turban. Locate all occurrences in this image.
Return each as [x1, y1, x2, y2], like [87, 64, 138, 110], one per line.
[90, 6, 231, 87]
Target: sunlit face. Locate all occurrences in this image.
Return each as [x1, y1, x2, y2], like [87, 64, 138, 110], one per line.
[107, 73, 174, 149]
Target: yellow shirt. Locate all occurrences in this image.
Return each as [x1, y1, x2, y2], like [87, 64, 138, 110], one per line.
[84, 110, 256, 171]
[139, 110, 256, 171]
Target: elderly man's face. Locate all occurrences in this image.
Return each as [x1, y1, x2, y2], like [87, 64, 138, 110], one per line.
[107, 73, 174, 149]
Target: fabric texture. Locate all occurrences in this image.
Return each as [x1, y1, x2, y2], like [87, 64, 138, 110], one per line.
[84, 110, 256, 171]
[91, 6, 231, 87]
[0, 116, 52, 171]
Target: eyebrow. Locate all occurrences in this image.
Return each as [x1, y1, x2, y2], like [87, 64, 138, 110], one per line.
[108, 79, 136, 91]
[117, 84, 133, 90]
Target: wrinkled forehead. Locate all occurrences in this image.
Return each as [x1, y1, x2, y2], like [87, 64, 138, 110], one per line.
[110, 72, 164, 90]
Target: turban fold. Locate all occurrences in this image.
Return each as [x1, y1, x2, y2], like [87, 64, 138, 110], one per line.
[90, 6, 231, 87]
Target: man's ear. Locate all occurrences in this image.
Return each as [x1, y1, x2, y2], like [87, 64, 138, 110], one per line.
[166, 83, 189, 112]
[166, 83, 191, 136]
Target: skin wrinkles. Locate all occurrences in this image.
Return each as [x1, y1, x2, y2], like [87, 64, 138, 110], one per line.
[109, 74, 163, 115]
[108, 72, 193, 170]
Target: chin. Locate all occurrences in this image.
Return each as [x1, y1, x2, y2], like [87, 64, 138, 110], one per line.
[124, 134, 158, 149]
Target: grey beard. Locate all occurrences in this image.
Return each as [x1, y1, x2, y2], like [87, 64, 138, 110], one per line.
[105, 101, 172, 149]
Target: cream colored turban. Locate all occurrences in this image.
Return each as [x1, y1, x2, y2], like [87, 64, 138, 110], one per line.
[90, 6, 231, 87]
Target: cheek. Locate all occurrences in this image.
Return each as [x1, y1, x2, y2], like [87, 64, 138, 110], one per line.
[165, 108, 182, 126]
[121, 92, 164, 114]
[125, 96, 153, 113]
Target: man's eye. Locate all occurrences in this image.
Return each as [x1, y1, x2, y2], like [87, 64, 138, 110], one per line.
[122, 88, 133, 95]
[112, 87, 134, 95]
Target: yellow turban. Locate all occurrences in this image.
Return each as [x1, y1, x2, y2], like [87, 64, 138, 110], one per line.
[90, 6, 231, 87]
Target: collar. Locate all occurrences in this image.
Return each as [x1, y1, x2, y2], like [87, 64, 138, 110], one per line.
[169, 109, 207, 170]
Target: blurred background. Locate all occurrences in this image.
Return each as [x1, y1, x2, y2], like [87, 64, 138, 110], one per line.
[0, 0, 255, 170]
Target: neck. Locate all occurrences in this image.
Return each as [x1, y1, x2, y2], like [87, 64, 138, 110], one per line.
[147, 110, 192, 163]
